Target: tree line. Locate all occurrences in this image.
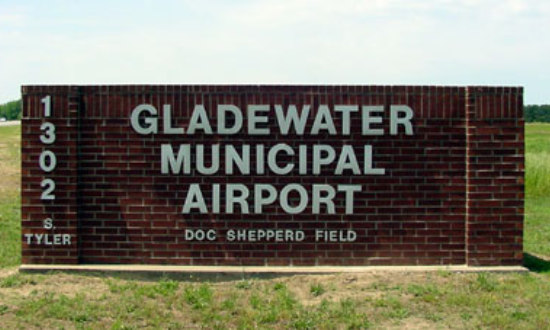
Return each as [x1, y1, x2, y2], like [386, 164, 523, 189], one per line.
[524, 105, 550, 122]
[1, 99, 550, 122]
[0, 100, 22, 120]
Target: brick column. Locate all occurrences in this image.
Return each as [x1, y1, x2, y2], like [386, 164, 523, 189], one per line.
[466, 87, 524, 266]
[21, 86, 80, 264]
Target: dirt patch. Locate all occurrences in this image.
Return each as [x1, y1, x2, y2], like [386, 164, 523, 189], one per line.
[0, 271, 110, 303]
[377, 317, 437, 329]
[31, 273, 109, 297]
[224, 271, 446, 306]
[0, 267, 18, 278]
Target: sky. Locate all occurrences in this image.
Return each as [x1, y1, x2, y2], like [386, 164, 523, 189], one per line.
[0, 0, 548, 104]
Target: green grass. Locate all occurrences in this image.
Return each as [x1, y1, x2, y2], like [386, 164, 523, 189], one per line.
[525, 196, 550, 256]
[0, 123, 549, 328]
[0, 125, 21, 267]
[0, 271, 548, 329]
[310, 282, 326, 297]
[524, 123, 550, 256]
[0, 196, 20, 267]
[525, 123, 550, 197]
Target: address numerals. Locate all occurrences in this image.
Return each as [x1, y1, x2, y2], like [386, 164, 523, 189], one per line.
[40, 122, 56, 144]
[40, 179, 56, 200]
[39, 95, 56, 201]
[41, 95, 51, 117]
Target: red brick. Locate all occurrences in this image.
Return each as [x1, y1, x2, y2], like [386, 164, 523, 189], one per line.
[20, 85, 523, 266]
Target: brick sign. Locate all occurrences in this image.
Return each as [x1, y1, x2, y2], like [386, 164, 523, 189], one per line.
[21, 85, 524, 267]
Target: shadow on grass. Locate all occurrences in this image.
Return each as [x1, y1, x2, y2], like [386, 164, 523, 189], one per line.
[19, 268, 298, 283]
[524, 253, 550, 273]
[91, 270, 295, 283]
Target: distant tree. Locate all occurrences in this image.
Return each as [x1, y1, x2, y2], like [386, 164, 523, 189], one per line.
[0, 99, 22, 120]
[525, 105, 550, 122]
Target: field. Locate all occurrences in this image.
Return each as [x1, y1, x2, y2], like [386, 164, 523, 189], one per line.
[0, 124, 549, 329]
[525, 124, 550, 256]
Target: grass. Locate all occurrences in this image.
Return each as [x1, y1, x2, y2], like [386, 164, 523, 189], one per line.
[0, 271, 549, 328]
[310, 282, 326, 297]
[525, 123, 550, 256]
[0, 123, 549, 328]
[0, 125, 21, 267]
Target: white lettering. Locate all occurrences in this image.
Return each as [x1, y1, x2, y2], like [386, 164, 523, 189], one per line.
[364, 145, 385, 175]
[254, 184, 277, 213]
[362, 105, 384, 135]
[217, 104, 243, 134]
[280, 184, 308, 214]
[131, 104, 158, 135]
[23, 234, 71, 245]
[311, 105, 337, 134]
[226, 184, 249, 214]
[163, 104, 184, 134]
[274, 104, 310, 135]
[225, 145, 250, 174]
[312, 184, 336, 214]
[334, 105, 357, 135]
[187, 104, 213, 134]
[182, 184, 207, 213]
[313, 145, 336, 175]
[267, 144, 294, 175]
[197, 144, 220, 175]
[39, 150, 57, 173]
[248, 105, 270, 135]
[335, 145, 361, 175]
[390, 105, 414, 135]
[337, 185, 362, 214]
[161, 144, 191, 174]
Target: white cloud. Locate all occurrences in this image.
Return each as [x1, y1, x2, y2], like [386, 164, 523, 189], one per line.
[0, 0, 549, 103]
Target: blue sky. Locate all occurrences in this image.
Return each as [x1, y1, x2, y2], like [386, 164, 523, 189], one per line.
[1, 0, 548, 104]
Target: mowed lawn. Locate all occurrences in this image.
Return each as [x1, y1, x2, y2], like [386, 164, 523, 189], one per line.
[525, 123, 550, 256]
[0, 124, 549, 329]
[0, 125, 20, 268]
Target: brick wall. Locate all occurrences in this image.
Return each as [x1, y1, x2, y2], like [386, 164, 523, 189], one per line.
[466, 87, 524, 266]
[21, 85, 524, 266]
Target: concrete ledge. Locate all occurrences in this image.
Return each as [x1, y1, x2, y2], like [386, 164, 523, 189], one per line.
[19, 264, 529, 274]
